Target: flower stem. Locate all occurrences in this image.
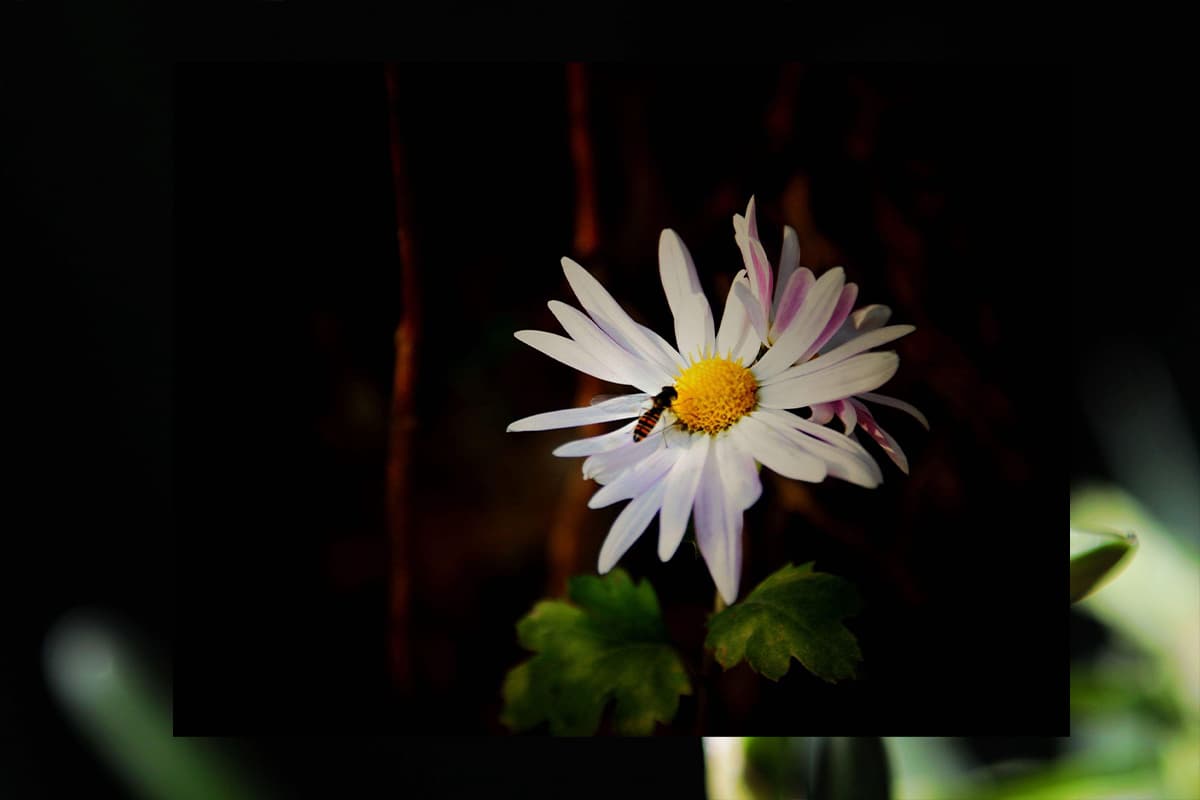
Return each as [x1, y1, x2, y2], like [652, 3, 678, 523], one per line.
[694, 589, 724, 734]
[546, 62, 603, 597]
[383, 63, 422, 691]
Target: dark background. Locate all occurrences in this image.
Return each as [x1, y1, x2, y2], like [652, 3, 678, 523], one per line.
[6, 7, 1192, 798]
[175, 63, 1069, 735]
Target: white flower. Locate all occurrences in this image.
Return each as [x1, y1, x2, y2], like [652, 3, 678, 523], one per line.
[508, 221, 902, 603]
[732, 196, 929, 474]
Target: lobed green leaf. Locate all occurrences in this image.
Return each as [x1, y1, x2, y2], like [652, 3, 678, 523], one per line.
[705, 562, 862, 682]
[501, 569, 691, 735]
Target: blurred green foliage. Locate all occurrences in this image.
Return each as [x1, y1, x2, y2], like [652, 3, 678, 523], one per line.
[1069, 528, 1137, 604]
[501, 569, 691, 735]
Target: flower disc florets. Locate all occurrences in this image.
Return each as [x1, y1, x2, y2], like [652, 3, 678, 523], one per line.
[671, 356, 758, 434]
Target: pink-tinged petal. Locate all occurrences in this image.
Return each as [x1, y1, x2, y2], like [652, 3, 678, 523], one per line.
[597, 477, 669, 574]
[657, 433, 710, 561]
[730, 413, 827, 482]
[582, 434, 661, 485]
[693, 445, 743, 604]
[808, 402, 836, 425]
[858, 391, 930, 430]
[769, 266, 815, 343]
[851, 398, 910, 474]
[751, 267, 845, 381]
[821, 304, 894, 352]
[552, 420, 638, 457]
[734, 279, 769, 344]
[717, 433, 762, 511]
[715, 272, 762, 367]
[772, 225, 800, 317]
[734, 197, 773, 325]
[513, 330, 627, 385]
[755, 408, 882, 488]
[560, 257, 679, 380]
[799, 282, 859, 362]
[588, 448, 681, 509]
[757, 351, 899, 409]
[744, 195, 761, 240]
[763, 326, 915, 385]
[746, 237, 774, 324]
[834, 399, 858, 435]
[547, 301, 666, 393]
[659, 229, 716, 362]
[507, 393, 649, 433]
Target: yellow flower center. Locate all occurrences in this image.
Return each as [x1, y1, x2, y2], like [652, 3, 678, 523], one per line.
[671, 357, 758, 435]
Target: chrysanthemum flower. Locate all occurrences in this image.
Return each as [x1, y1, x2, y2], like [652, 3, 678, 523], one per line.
[508, 225, 902, 603]
[732, 196, 928, 474]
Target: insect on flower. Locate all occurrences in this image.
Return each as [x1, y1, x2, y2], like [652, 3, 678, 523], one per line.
[633, 387, 678, 442]
[507, 199, 918, 603]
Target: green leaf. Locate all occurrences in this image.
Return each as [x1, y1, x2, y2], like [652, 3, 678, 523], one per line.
[1070, 527, 1137, 603]
[705, 562, 862, 682]
[500, 569, 691, 735]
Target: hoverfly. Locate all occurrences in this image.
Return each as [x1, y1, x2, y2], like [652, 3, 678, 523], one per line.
[633, 386, 678, 443]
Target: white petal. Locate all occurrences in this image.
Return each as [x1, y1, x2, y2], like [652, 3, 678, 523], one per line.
[858, 391, 930, 430]
[588, 448, 681, 508]
[507, 393, 649, 433]
[561, 257, 680, 377]
[785, 411, 877, 455]
[755, 409, 882, 488]
[715, 272, 761, 366]
[552, 420, 639, 457]
[769, 266, 815, 343]
[693, 445, 743, 604]
[772, 225, 800, 317]
[716, 270, 749, 353]
[657, 433, 710, 561]
[582, 436, 661, 485]
[758, 351, 899, 409]
[659, 230, 716, 362]
[752, 267, 846, 380]
[729, 413, 827, 482]
[734, 279, 769, 344]
[822, 301, 896, 352]
[597, 477, 669, 573]
[635, 321, 687, 374]
[852, 398, 910, 474]
[799, 283, 859, 362]
[716, 434, 762, 511]
[547, 301, 668, 393]
[513, 330, 628, 385]
[851, 304, 892, 332]
[835, 398, 858, 434]
[765, 326, 915, 385]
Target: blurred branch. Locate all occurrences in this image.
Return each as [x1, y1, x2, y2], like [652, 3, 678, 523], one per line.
[384, 64, 422, 690]
[546, 63, 603, 597]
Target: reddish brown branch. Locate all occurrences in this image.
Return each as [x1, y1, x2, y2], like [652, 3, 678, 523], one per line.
[546, 63, 603, 597]
[384, 64, 421, 690]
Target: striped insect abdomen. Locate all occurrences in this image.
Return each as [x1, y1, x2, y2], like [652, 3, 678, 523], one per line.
[633, 407, 664, 442]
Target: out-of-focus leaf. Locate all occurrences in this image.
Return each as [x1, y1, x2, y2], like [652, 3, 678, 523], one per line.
[743, 737, 809, 800]
[811, 737, 892, 800]
[500, 569, 691, 735]
[705, 562, 861, 682]
[1070, 527, 1137, 604]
